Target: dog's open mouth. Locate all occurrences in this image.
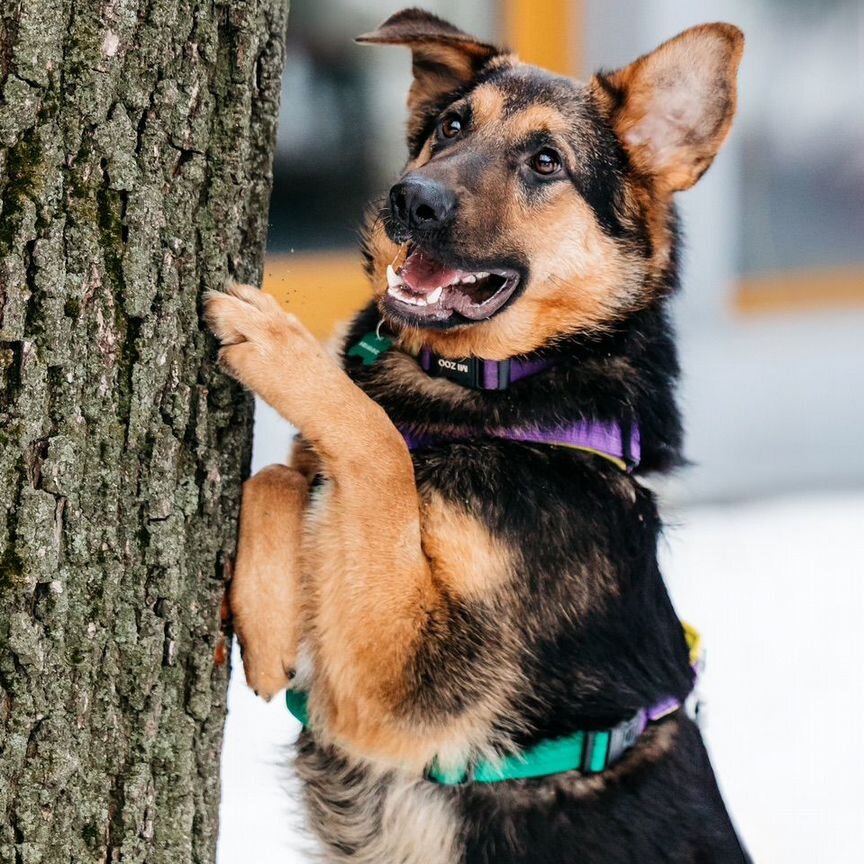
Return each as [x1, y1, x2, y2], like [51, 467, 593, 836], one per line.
[384, 247, 520, 323]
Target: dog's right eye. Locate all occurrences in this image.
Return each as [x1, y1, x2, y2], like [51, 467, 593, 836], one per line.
[529, 149, 562, 176]
[438, 114, 463, 139]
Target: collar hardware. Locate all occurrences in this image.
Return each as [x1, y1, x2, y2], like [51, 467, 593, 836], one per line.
[344, 329, 543, 391]
[346, 331, 394, 366]
[424, 710, 647, 785]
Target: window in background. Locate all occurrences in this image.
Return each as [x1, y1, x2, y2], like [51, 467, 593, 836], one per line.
[735, 0, 864, 313]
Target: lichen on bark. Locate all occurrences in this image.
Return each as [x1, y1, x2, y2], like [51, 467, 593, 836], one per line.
[0, 1, 289, 861]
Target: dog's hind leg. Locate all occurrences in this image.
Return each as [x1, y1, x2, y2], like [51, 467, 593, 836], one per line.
[230, 462, 307, 700]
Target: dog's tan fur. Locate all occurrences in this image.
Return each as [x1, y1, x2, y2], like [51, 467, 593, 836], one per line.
[355, 19, 506, 151]
[206, 284, 521, 768]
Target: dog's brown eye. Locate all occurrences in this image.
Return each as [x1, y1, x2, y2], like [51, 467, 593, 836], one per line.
[530, 149, 562, 176]
[439, 115, 462, 139]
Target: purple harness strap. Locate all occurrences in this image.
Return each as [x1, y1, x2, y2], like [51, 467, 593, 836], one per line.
[401, 421, 641, 472]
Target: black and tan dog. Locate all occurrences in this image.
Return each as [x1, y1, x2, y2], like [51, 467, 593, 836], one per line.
[205, 9, 748, 863]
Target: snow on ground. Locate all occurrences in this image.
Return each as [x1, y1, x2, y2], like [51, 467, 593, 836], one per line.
[659, 492, 864, 863]
[218, 490, 864, 863]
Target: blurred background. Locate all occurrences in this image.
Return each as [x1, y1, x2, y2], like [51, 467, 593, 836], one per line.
[219, 2, 864, 862]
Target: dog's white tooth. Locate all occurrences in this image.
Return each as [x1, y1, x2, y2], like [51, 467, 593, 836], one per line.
[462, 274, 476, 284]
[427, 287, 443, 303]
[475, 271, 489, 279]
[386, 264, 404, 289]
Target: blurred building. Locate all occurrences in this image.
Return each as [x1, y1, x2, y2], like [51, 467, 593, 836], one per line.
[261, 0, 864, 502]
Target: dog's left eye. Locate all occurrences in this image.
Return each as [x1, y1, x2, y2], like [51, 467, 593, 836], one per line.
[529, 149, 562, 176]
[439, 114, 463, 139]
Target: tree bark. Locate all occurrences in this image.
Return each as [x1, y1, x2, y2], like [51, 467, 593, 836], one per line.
[0, 1, 288, 861]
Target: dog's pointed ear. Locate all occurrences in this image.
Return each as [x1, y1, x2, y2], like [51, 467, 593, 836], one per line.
[357, 9, 506, 147]
[594, 23, 744, 193]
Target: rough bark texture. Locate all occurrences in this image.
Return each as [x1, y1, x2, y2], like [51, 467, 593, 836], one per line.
[0, 1, 288, 861]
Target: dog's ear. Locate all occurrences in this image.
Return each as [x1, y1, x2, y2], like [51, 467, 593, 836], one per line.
[595, 23, 744, 193]
[357, 9, 505, 148]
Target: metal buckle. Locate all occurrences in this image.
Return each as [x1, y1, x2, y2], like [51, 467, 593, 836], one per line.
[686, 691, 706, 729]
[495, 358, 511, 389]
[607, 708, 647, 767]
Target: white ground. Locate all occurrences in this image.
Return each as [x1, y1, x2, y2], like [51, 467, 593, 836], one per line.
[218, 445, 864, 863]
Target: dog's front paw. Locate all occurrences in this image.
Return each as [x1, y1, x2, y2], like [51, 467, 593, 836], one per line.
[204, 283, 333, 424]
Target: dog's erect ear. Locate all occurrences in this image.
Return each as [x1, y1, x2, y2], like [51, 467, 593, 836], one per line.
[357, 9, 505, 147]
[596, 23, 744, 193]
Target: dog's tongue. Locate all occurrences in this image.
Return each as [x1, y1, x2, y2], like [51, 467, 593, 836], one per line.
[400, 249, 461, 294]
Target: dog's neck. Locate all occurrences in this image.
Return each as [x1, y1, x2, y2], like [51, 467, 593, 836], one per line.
[343, 300, 683, 475]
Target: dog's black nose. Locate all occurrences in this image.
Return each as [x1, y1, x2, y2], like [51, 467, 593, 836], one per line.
[389, 177, 456, 231]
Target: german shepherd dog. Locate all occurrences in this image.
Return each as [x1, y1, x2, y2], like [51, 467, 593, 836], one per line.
[205, 9, 749, 863]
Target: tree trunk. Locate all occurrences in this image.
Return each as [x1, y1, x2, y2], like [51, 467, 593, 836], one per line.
[0, 1, 288, 861]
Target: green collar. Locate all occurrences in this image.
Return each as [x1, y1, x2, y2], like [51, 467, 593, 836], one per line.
[284, 690, 666, 785]
[426, 713, 648, 784]
[285, 627, 703, 784]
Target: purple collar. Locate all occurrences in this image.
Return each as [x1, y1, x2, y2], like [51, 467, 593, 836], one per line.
[418, 347, 548, 391]
[401, 421, 641, 472]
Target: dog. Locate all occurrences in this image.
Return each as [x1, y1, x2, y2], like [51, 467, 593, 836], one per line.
[205, 9, 749, 862]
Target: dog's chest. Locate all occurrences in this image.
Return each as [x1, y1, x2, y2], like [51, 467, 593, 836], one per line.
[294, 734, 463, 864]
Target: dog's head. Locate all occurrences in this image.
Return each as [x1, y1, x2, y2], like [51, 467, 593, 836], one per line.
[357, 9, 743, 358]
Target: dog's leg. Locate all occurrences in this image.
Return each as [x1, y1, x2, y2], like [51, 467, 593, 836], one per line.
[206, 285, 512, 766]
[231, 463, 307, 700]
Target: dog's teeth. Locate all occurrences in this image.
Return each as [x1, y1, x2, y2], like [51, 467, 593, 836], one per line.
[462, 275, 476, 284]
[474, 271, 489, 279]
[387, 281, 441, 307]
[386, 264, 404, 289]
[402, 290, 426, 306]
